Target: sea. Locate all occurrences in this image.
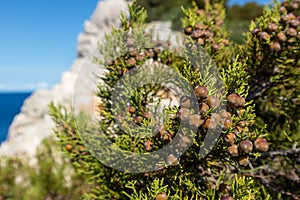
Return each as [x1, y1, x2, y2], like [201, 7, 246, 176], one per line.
[0, 92, 32, 143]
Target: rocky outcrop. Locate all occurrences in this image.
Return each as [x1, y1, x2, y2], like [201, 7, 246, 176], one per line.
[0, 0, 130, 156]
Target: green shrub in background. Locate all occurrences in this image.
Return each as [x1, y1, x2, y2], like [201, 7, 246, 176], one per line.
[50, 0, 299, 199]
[225, 2, 264, 43]
[136, 0, 264, 43]
[0, 137, 89, 200]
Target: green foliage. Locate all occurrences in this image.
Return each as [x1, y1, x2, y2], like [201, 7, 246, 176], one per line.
[231, 174, 270, 200]
[227, 2, 264, 21]
[243, 0, 300, 149]
[121, 0, 148, 30]
[0, 137, 88, 200]
[49, 0, 300, 199]
[123, 178, 171, 200]
[221, 56, 250, 95]
[137, 0, 192, 30]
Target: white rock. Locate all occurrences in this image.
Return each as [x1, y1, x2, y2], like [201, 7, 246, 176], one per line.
[77, 0, 129, 57]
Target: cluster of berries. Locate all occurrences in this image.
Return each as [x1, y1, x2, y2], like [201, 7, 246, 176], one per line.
[124, 85, 269, 167]
[105, 37, 170, 76]
[126, 103, 178, 155]
[175, 86, 269, 167]
[183, 8, 229, 51]
[252, 0, 299, 51]
[177, 86, 221, 129]
[224, 94, 269, 166]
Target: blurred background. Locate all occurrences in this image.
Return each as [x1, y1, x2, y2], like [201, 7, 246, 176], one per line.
[0, 0, 270, 142]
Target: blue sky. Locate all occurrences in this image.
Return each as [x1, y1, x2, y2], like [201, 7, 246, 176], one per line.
[228, 0, 272, 6]
[0, 0, 271, 92]
[0, 0, 98, 92]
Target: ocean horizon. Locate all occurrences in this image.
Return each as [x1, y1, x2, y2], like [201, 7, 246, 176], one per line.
[0, 92, 32, 143]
